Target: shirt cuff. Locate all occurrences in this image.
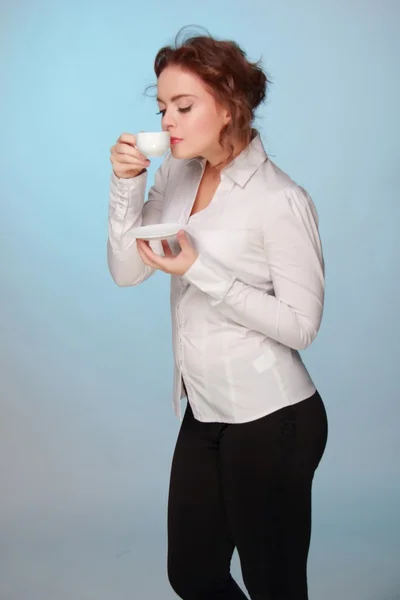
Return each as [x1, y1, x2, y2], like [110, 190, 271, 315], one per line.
[109, 170, 148, 220]
[111, 169, 148, 188]
[183, 254, 235, 303]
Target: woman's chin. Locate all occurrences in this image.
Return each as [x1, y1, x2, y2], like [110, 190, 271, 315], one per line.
[170, 143, 199, 160]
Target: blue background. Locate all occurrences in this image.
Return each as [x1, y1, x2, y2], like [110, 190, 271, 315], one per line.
[1, 1, 399, 598]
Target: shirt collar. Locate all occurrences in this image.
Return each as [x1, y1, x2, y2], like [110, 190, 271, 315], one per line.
[187, 130, 268, 188]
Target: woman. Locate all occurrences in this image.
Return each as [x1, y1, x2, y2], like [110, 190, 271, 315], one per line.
[108, 30, 328, 600]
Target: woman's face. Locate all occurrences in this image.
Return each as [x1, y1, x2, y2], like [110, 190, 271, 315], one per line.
[157, 65, 231, 163]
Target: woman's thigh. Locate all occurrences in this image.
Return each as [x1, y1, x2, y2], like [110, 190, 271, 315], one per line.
[220, 392, 328, 599]
[167, 402, 236, 596]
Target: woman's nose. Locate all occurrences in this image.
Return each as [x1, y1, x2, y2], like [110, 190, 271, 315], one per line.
[162, 110, 176, 131]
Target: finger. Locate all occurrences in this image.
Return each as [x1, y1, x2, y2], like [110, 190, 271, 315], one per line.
[137, 242, 159, 268]
[143, 256, 159, 269]
[112, 153, 149, 171]
[137, 239, 151, 250]
[112, 155, 150, 168]
[137, 240, 159, 261]
[138, 240, 170, 271]
[114, 143, 148, 162]
[117, 133, 137, 146]
[137, 239, 157, 256]
[161, 239, 174, 257]
[176, 230, 191, 249]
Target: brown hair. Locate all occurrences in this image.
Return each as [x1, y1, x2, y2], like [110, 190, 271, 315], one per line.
[152, 27, 270, 164]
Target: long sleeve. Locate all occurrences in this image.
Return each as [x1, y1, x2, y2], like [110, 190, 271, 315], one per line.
[183, 186, 325, 351]
[107, 153, 172, 287]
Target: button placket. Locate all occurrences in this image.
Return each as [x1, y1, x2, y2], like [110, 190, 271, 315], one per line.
[175, 278, 185, 379]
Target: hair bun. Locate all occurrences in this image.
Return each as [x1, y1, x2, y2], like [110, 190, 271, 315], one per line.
[247, 65, 267, 112]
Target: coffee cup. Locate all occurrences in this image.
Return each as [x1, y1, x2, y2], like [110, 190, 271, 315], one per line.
[136, 131, 171, 157]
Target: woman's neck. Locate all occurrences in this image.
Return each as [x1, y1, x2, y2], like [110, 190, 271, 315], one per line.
[205, 131, 254, 172]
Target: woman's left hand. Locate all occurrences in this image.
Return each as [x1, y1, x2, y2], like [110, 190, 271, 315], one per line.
[137, 230, 199, 276]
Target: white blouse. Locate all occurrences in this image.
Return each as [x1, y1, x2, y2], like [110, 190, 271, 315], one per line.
[108, 134, 325, 423]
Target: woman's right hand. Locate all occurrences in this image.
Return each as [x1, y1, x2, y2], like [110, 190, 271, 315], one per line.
[110, 133, 150, 179]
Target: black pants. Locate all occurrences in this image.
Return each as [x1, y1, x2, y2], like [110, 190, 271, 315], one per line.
[167, 391, 328, 600]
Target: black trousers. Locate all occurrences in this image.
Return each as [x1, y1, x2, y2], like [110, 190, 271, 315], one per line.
[167, 391, 328, 600]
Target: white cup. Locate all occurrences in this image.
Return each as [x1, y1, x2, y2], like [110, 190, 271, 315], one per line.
[136, 131, 171, 157]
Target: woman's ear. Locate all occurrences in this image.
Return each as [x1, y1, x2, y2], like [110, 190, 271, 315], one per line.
[222, 108, 231, 125]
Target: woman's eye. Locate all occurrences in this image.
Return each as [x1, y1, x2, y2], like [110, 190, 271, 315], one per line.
[157, 105, 192, 117]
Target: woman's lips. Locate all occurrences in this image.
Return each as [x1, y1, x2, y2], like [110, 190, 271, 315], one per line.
[170, 137, 183, 145]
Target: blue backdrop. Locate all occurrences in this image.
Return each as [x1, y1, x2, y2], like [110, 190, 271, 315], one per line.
[1, 1, 399, 598]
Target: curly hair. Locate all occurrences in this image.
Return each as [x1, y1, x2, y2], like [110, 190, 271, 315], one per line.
[152, 27, 270, 163]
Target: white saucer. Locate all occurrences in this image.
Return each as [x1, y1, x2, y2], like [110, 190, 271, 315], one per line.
[131, 223, 182, 241]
